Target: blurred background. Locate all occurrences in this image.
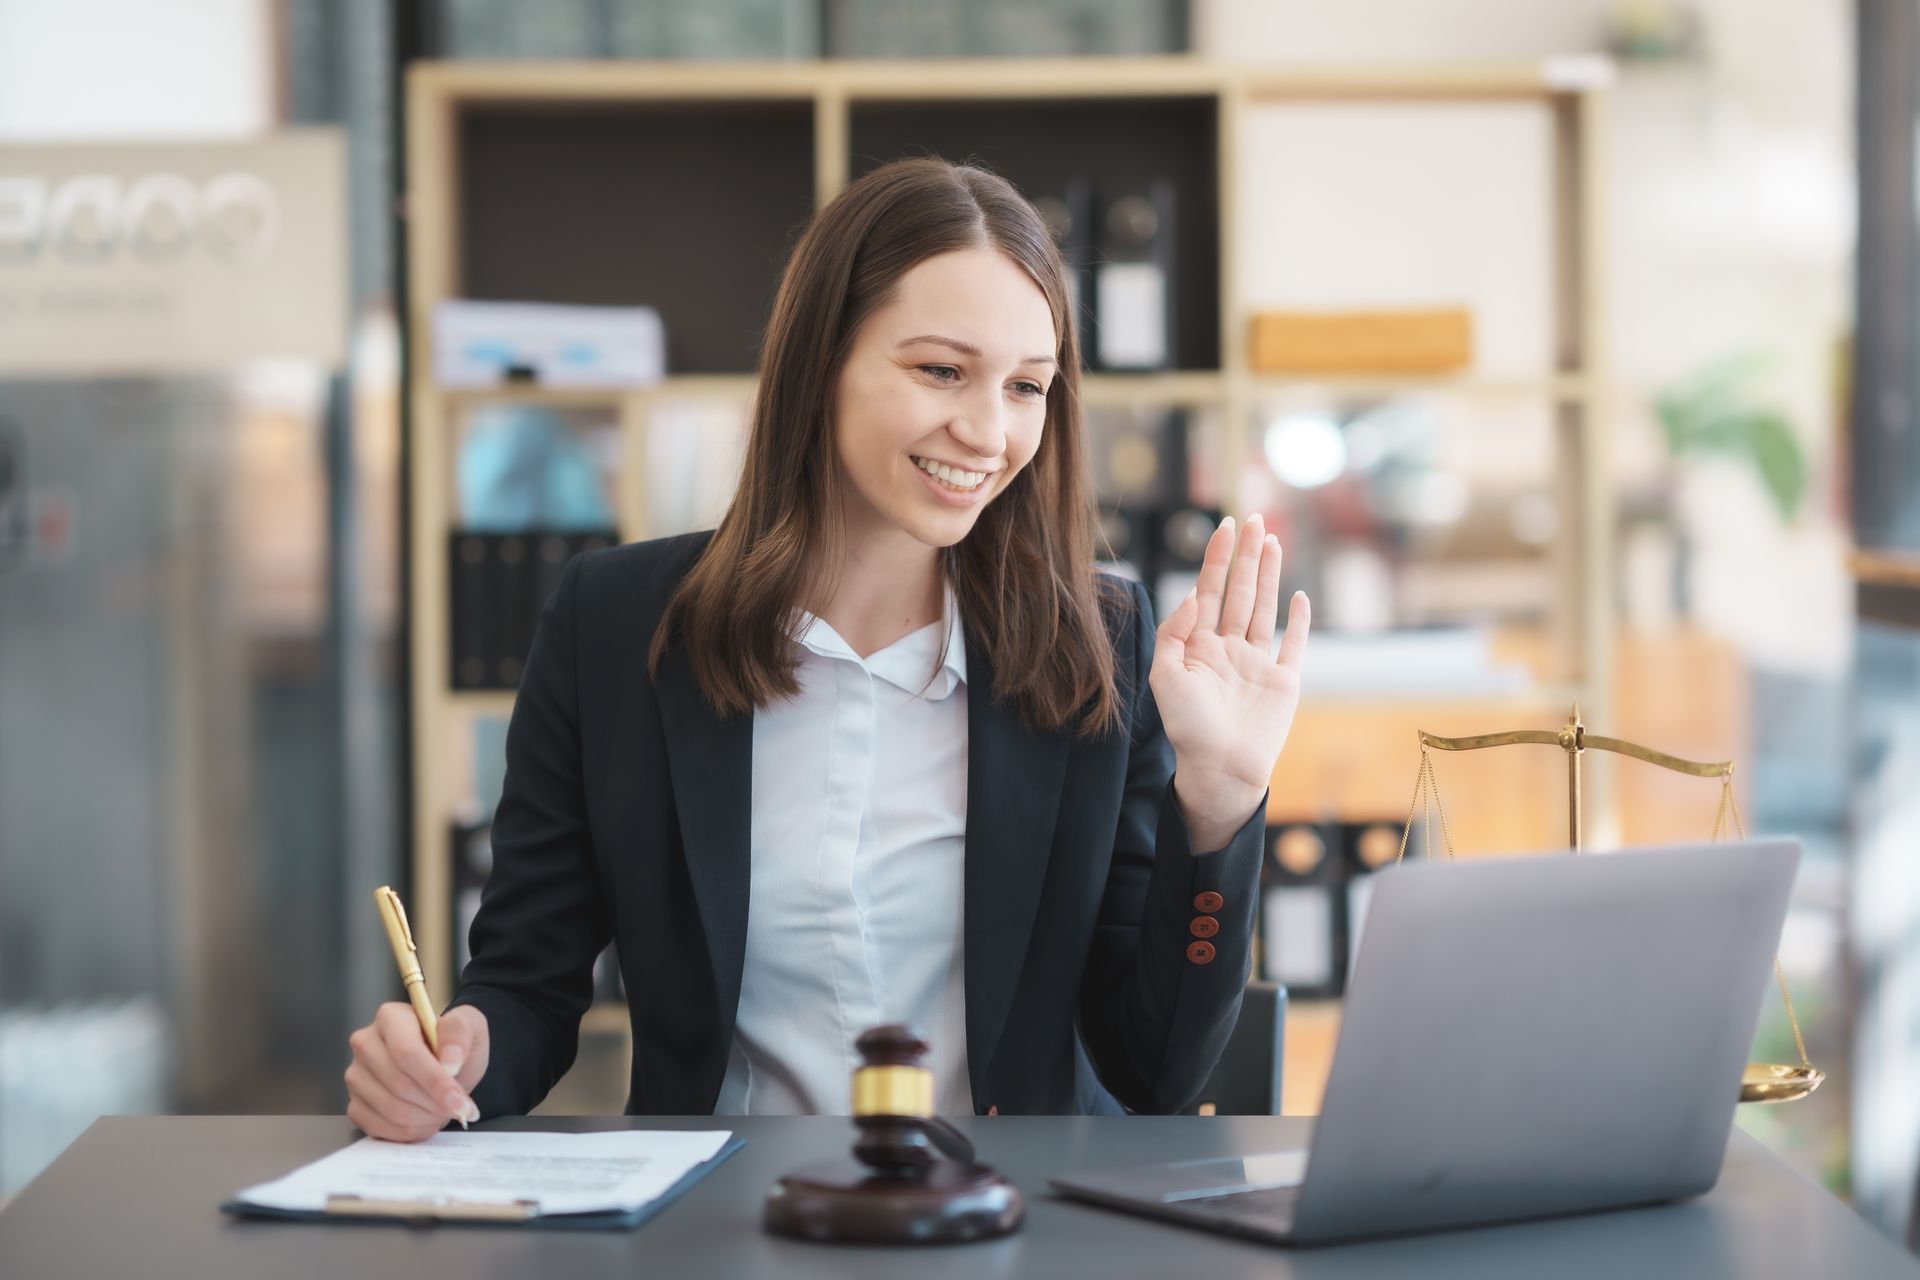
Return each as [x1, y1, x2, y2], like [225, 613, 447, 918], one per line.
[1, 0, 1916, 1251]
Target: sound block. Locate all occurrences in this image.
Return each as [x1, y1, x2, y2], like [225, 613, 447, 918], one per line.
[763, 1158, 1024, 1244]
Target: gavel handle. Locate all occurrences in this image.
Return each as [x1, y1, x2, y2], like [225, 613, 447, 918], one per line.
[921, 1117, 978, 1167]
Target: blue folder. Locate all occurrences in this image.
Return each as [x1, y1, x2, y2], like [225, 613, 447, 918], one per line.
[220, 1135, 744, 1231]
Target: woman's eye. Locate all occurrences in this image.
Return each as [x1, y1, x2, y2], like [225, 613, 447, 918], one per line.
[918, 366, 1045, 399]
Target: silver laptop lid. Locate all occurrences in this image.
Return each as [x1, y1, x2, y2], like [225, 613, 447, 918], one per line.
[1293, 838, 1801, 1245]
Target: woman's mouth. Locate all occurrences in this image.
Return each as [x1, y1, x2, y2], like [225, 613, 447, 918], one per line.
[911, 455, 988, 493]
[911, 455, 991, 507]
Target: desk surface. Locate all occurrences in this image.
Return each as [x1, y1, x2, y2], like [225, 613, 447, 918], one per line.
[2, 1114, 1915, 1278]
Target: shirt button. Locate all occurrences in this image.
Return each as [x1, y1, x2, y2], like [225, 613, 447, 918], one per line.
[1193, 891, 1224, 913]
[1186, 940, 1217, 965]
[1189, 915, 1219, 938]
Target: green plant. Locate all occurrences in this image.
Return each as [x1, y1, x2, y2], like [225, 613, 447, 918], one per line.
[1654, 352, 1808, 522]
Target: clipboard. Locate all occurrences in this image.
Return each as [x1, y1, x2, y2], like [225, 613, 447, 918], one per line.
[220, 1135, 744, 1231]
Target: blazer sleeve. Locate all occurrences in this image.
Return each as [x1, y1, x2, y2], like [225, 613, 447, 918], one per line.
[1076, 577, 1269, 1114]
[443, 551, 613, 1120]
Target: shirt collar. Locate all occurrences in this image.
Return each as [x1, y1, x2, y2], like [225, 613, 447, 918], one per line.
[792, 578, 968, 700]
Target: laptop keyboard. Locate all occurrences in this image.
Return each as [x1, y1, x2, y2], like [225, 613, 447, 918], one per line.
[1178, 1185, 1301, 1222]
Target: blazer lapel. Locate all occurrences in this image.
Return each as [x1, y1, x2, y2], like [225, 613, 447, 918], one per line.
[653, 640, 753, 1037]
[963, 626, 1072, 1097]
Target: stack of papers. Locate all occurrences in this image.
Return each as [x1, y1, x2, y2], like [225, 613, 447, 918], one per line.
[231, 1129, 735, 1221]
[433, 299, 666, 389]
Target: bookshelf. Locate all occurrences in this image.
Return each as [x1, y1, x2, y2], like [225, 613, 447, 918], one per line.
[404, 55, 1613, 1039]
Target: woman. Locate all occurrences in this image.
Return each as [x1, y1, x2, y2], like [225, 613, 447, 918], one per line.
[344, 156, 1310, 1140]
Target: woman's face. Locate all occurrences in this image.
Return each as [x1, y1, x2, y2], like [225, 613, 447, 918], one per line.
[832, 246, 1057, 549]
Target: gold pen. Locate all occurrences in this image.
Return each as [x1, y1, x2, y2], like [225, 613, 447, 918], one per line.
[374, 885, 468, 1129]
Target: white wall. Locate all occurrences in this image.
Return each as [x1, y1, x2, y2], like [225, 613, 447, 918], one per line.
[0, 0, 271, 139]
[1196, 0, 1608, 62]
[1197, 0, 1855, 673]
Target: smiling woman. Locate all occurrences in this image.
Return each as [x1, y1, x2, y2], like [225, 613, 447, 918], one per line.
[654, 156, 1120, 734]
[348, 155, 1308, 1136]
[825, 251, 1059, 607]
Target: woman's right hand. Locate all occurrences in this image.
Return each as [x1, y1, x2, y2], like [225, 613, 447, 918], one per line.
[344, 1003, 489, 1143]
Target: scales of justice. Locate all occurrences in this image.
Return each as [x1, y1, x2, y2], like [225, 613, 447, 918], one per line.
[1394, 704, 1824, 1105]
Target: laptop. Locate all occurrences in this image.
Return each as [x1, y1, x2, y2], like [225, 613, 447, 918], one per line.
[1051, 838, 1801, 1246]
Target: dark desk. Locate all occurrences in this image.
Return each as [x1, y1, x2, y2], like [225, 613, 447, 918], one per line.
[3, 1114, 1915, 1278]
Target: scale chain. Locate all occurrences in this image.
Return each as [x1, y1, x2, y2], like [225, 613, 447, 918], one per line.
[1396, 746, 1458, 864]
[1714, 777, 1811, 1071]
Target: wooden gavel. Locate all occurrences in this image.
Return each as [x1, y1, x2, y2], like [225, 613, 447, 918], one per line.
[762, 1024, 1024, 1244]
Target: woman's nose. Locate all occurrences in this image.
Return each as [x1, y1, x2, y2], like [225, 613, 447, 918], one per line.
[949, 389, 1010, 456]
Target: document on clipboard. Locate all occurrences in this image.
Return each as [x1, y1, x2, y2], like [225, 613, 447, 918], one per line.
[223, 1129, 741, 1230]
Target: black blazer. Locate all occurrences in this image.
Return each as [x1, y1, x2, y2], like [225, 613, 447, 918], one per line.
[447, 528, 1267, 1118]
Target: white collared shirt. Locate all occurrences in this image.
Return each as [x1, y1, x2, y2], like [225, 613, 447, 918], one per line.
[714, 580, 972, 1115]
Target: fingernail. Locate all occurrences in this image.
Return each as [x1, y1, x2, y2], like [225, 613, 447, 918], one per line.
[463, 1100, 481, 1125]
[442, 1046, 465, 1076]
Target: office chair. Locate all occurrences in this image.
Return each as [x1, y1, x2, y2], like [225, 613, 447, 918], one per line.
[1181, 981, 1287, 1116]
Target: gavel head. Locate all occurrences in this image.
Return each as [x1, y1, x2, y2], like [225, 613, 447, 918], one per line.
[849, 1024, 936, 1175]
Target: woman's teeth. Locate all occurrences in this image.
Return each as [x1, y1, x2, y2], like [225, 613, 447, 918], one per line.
[913, 456, 986, 491]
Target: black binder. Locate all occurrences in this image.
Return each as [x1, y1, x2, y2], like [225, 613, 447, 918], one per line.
[448, 528, 618, 691]
[1091, 178, 1176, 371]
[449, 532, 493, 690]
[1033, 177, 1096, 361]
[494, 533, 531, 687]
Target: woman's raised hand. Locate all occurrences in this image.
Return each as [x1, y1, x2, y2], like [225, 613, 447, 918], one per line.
[1149, 511, 1310, 838]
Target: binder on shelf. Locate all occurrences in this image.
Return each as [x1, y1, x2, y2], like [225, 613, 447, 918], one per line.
[1258, 821, 1347, 1000]
[450, 533, 495, 690]
[496, 533, 531, 688]
[448, 529, 618, 691]
[1032, 178, 1096, 360]
[1092, 179, 1176, 371]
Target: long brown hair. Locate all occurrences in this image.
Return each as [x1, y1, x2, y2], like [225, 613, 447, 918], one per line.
[647, 156, 1129, 741]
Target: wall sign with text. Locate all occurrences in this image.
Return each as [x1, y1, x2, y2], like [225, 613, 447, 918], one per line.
[0, 131, 347, 374]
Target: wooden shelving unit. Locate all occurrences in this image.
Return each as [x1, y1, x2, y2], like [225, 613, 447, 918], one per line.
[404, 55, 1613, 1035]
